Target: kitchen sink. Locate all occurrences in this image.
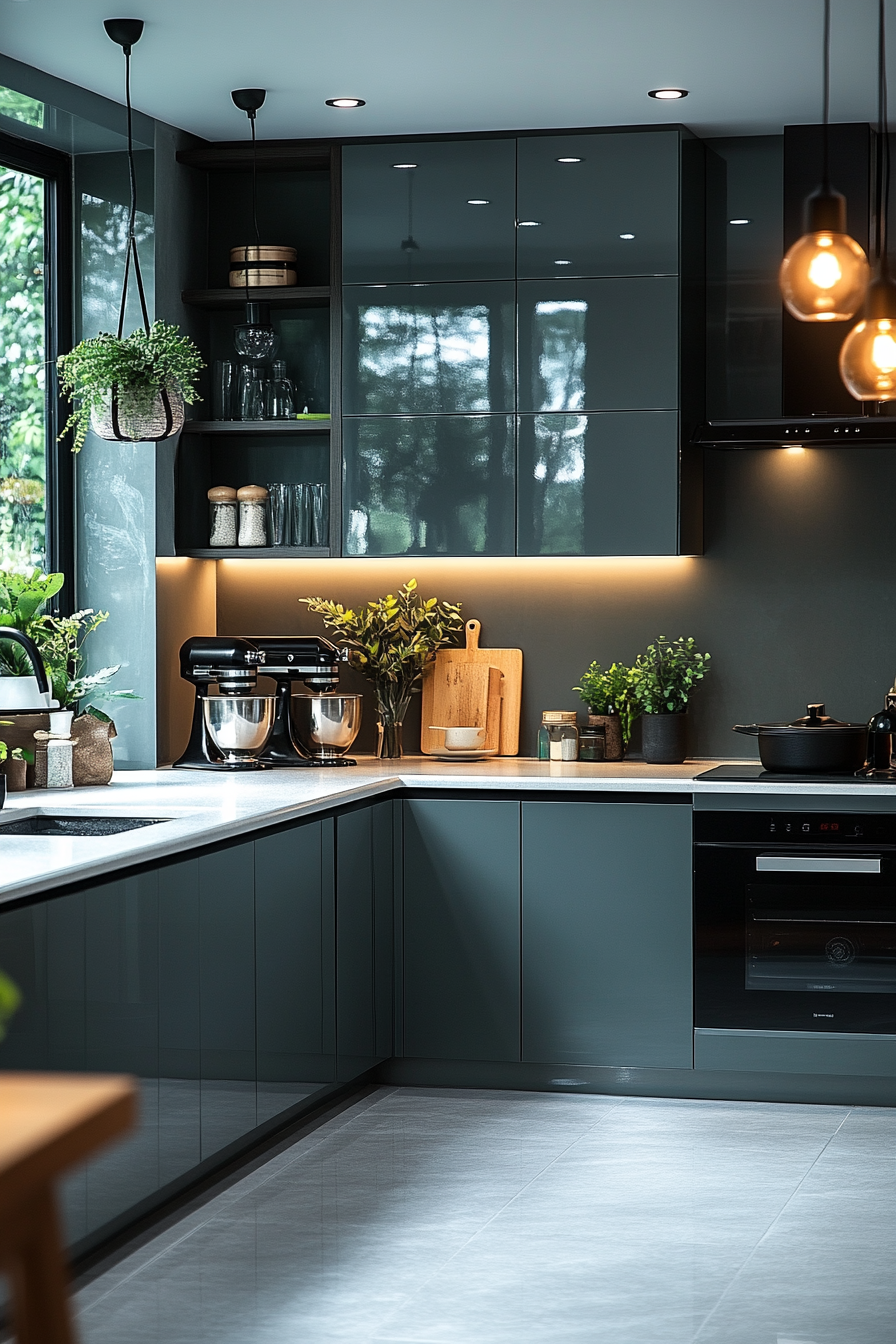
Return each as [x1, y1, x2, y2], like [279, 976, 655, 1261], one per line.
[0, 815, 171, 837]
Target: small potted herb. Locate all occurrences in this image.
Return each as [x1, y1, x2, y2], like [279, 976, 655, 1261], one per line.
[300, 579, 463, 758]
[57, 321, 203, 452]
[0, 739, 28, 792]
[632, 636, 711, 763]
[573, 662, 640, 760]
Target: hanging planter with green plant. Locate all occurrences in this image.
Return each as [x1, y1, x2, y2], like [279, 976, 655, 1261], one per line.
[56, 22, 202, 451]
[57, 322, 203, 451]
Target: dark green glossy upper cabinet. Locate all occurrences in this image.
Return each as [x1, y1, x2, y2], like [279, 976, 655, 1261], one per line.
[342, 140, 516, 283]
[343, 282, 515, 415]
[516, 132, 681, 279]
[517, 277, 679, 412]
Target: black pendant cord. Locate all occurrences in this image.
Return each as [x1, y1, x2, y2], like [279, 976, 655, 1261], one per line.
[117, 45, 151, 339]
[879, 0, 891, 273]
[822, 0, 832, 191]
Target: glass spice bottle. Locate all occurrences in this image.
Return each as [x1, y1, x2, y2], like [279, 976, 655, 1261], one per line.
[237, 484, 269, 547]
[208, 485, 238, 547]
[537, 711, 579, 761]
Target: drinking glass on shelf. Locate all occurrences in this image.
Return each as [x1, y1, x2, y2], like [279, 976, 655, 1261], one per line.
[239, 365, 265, 421]
[308, 482, 329, 547]
[269, 360, 296, 419]
[266, 482, 289, 547]
[213, 360, 235, 420]
[288, 482, 308, 547]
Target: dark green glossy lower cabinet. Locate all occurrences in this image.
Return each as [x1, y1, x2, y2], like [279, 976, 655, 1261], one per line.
[402, 799, 520, 1060]
[336, 802, 393, 1079]
[0, 814, 358, 1251]
[522, 800, 693, 1068]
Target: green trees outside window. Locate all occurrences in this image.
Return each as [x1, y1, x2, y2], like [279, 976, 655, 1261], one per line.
[0, 161, 46, 571]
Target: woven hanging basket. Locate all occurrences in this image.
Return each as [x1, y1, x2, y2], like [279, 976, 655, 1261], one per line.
[91, 385, 184, 443]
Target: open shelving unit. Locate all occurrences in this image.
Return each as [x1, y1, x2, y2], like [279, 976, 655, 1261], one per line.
[173, 139, 341, 558]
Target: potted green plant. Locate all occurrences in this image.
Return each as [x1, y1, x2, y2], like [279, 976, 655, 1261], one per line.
[0, 737, 28, 792]
[300, 579, 463, 758]
[57, 321, 203, 452]
[573, 661, 640, 760]
[632, 636, 711, 764]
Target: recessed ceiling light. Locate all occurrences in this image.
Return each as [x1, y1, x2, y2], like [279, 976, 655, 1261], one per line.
[619, 233, 635, 239]
[467, 199, 490, 205]
[648, 88, 688, 100]
[518, 220, 541, 227]
[392, 162, 417, 169]
[728, 218, 752, 225]
[554, 259, 571, 265]
[556, 157, 582, 163]
[326, 97, 365, 108]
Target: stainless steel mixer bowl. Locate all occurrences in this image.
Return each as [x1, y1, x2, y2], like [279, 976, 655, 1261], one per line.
[291, 693, 362, 758]
[203, 694, 275, 762]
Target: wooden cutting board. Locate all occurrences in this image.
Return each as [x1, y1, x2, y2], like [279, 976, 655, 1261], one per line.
[425, 662, 504, 754]
[421, 619, 522, 756]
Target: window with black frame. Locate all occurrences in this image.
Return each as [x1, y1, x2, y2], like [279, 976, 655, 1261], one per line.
[0, 129, 71, 576]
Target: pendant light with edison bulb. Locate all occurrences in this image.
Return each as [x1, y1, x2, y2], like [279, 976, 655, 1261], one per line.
[779, 0, 870, 322]
[839, 0, 896, 400]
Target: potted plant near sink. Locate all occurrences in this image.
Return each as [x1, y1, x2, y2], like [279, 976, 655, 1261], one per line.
[632, 636, 711, 764]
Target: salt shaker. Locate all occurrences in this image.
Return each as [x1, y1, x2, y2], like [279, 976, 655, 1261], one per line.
[238, 484, 269, 547]
[208, 486, 238, 547]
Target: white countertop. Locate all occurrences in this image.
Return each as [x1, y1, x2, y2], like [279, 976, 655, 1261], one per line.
[2, 757, 895, 905]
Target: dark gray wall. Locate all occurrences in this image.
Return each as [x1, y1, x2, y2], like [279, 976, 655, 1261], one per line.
[213, 441, 896, 759]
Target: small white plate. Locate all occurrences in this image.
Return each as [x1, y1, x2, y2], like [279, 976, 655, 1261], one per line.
[427, 748, 499, 762]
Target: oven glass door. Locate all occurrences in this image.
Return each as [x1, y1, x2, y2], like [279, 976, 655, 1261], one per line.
[695, 843, 896, 1033]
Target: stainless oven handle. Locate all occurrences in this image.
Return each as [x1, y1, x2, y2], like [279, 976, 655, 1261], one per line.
[755, 855, 882, 874]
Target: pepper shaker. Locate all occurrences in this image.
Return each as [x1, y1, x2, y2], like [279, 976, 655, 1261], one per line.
[208, 486, 238, 547]
[237, 484, 269, 547]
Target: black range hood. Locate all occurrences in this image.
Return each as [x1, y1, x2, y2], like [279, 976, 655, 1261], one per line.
[700, 124, 896, 449]
[695, 415, 896, 448]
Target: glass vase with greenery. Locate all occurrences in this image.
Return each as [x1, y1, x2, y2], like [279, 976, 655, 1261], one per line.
[0, 568, 137, 715]
[57, 320, 203, 452]
[632, 636, 711, 714]
[573, 661, 640, 746]
[300, 579, 463, 758]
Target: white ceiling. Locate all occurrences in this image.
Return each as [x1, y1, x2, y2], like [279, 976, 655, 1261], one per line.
[0, 0, 888, 143]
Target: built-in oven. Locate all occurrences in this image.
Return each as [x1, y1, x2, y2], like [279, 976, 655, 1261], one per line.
[694, 811, 896, 1035]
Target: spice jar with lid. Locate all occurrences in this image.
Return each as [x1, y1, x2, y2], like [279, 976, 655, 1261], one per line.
[578, 723, 607, 762]
[208, 486, 238, 547]
[237, 484, 269, 547]
[537, 711, 579, 761]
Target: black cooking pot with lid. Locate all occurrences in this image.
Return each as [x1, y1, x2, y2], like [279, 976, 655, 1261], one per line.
[733, 703, 869, 773]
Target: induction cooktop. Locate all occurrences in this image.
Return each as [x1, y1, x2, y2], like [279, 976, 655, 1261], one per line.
[697, 764, 896, 785]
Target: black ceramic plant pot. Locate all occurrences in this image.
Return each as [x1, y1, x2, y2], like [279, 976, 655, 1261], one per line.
[0, 774, 6, 810]
[641, 712, 688, 764]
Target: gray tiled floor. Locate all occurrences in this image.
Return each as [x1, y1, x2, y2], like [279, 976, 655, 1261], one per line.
[75, 1087, 896, 1344]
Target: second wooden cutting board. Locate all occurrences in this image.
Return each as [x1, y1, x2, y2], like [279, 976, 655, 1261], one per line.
[421, 619, 522, 756]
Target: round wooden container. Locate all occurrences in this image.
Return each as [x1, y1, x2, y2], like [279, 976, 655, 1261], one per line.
[229, 245, 297, 288]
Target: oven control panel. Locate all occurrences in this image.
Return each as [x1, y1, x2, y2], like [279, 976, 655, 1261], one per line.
[694, 811, 896, 845]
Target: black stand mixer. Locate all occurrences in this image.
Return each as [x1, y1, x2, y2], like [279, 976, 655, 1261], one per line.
[174, 635, 350, 770]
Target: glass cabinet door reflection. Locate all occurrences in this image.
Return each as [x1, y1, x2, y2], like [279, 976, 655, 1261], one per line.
[517, 131, 680, 279]
[343, 282, 515, 415]
[518, 278, 679, 412]
[519, 411, 679, 555]
[342, 140, 516, 283]
[344, 416, 514, 556]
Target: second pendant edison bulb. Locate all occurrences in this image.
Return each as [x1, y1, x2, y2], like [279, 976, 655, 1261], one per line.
[779, 188, 870, 322]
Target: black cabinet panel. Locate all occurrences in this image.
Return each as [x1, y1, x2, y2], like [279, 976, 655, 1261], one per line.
[343, 415, 515, 556]
[402, 799, 520, 1061]
[522, 801, 693, 1068]
[518, 278, 679, 412]
[518, 411, 679, 555]
[517, 131, 680, 278]
[343, 282, 515, 415]
[343, 140, 516, 283]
